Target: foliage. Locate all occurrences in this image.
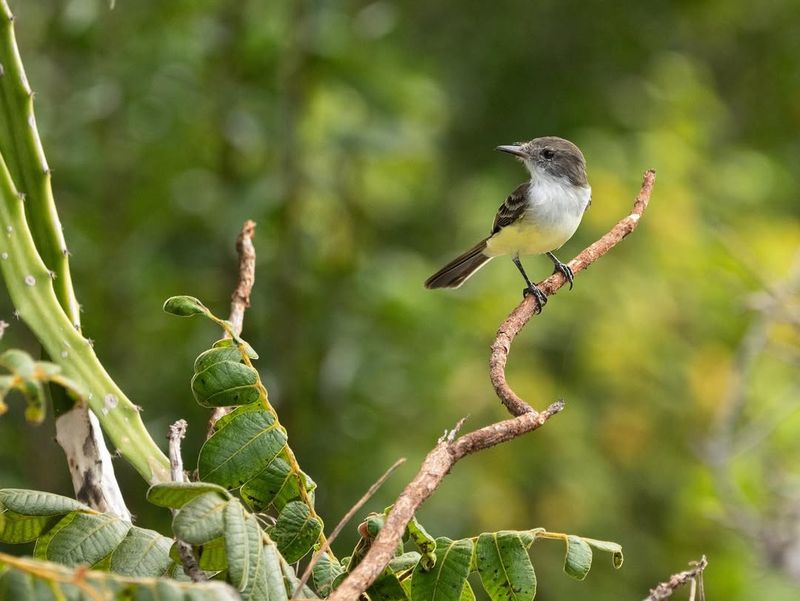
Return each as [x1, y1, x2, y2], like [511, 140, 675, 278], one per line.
[0, 1, 799, 600]
[0, 302, 624, 599]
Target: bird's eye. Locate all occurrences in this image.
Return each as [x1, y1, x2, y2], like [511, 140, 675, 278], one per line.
[541, 148, 555, 159]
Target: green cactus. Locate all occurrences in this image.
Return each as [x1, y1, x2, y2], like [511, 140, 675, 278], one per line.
[0, 2, 169, 484]
[0, 2, 79, 327]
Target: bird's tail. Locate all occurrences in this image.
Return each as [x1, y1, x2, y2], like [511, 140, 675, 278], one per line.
[424, 238, 492, 289]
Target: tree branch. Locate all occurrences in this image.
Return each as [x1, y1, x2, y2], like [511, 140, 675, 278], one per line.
[326, 402, 564, 601]
[207, 220, 257, 438]
[491, 169, 656, 415]
[227, 219, 257, 337]
[644, 556, 707, 601]
[167, 420, 207, 583]
[326, 171, 656, 600]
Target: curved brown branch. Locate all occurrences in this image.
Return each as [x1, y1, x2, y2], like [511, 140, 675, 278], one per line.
[325, 401, 564, 601]
[491, 169, 656, 415]
[324, 171, 656, 601]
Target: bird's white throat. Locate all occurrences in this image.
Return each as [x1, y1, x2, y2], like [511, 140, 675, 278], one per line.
[484, 169, 591, 258]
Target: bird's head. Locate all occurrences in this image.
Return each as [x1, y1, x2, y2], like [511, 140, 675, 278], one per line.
[497, 136, 587, 187]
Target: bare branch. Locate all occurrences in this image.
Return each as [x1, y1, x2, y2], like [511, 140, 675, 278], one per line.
[167, 419, 207, 583]
[491, 169, 656, 415]
[326, 171, 655, 600]
[227, 219, 257, 338]
[644, 556, 707, 601]
[207, 220, 257, 438]
[292, 458, 406, 598]
[326, 401, 564, 601]
[167, 419, 188, 483]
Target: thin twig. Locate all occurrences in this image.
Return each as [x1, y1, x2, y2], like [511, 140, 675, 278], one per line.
[207, 220, 257, 438]
[644, 556, 708, 601]
[326, 171, 655, 600]
[292, 458, 407, 598]
[490, 169, 656, 416]
[167, 420, 207, 583]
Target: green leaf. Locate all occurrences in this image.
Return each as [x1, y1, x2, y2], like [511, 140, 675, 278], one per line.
[163, 295, 209, 317]
[312, 553, 344, 597]
[389, 551, 421, 573]
[460, 581, 476, 601]
[0, 354, 85, 423]
[110, 526, 173, 577]
[407, 516, 437, 570]
[199, 407, 287, 489]
[224, 499, 263, 593]
[269, 501, 322, 563]
[241, 454, 311, 512]
[194, 347, 245, 373]
[173, 493, 227, 545]
[517, 529, 544, 550]
[410, 538, 473, 601]
[34, 512, 131, 567]
[365, 513, 385, 537]
[212, 337, 259, 360]
[369, 569, 409, 600]
[281, 557, 319, 599]
[476, 531, 536, 601]
[563, 535, 592, 581]
[147, 481, 231, 509]
[191, 360, 260, 408]
[582, 537, 624, 569]
[0, 508, 60, 544]
[0, 350, 35, 376]
[262, 540, 289, 601]
[195, 537, 228, 571]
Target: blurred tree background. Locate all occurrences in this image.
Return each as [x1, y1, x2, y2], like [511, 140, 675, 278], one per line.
[1, 0, 799, 598]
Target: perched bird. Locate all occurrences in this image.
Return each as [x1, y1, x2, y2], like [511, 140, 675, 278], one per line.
[424, 136, 591, 309]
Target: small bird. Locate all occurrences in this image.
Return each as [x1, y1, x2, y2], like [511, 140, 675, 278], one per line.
[424, 136, 591, 309]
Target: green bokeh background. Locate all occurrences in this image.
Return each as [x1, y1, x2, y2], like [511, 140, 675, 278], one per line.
[1, 1, 799, 599]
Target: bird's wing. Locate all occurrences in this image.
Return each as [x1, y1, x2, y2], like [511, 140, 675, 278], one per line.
[490, 182, 530, 235]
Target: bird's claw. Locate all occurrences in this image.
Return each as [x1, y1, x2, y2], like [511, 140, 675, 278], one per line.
[523, 284, 548, 313]
[553, 261, 574, 290]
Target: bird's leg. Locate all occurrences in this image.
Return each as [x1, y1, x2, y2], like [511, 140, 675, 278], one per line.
[512, 256, 547, 312]
[546, 251, 574, 290]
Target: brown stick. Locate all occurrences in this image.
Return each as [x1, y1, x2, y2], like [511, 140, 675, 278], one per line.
[644, 556, 707, 601]
[167, 420, 207, 583]
[326, 171, 656, 601]
[491, 169, 656, 416]
[207, 220, 257, 438]
[326, 401, 564, 601]
[227, 220, 257, 337]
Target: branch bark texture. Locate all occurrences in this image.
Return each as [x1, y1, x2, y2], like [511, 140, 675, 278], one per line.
[326, 170, 656, 601]
[644, 556, 707, 601]
[491, 169, 656, 415]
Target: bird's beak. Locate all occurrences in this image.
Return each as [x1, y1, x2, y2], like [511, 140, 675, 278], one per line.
[496, 145, 527, 158]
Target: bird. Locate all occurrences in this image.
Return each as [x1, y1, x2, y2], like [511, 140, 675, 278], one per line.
[424, 136, 591, 310]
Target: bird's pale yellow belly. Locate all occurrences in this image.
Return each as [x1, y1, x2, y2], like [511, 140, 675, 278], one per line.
[484, 218, 578, 258]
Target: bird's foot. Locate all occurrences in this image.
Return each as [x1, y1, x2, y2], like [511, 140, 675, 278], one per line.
[552, 260, 574, 290]
[523, 284, 548, 313]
